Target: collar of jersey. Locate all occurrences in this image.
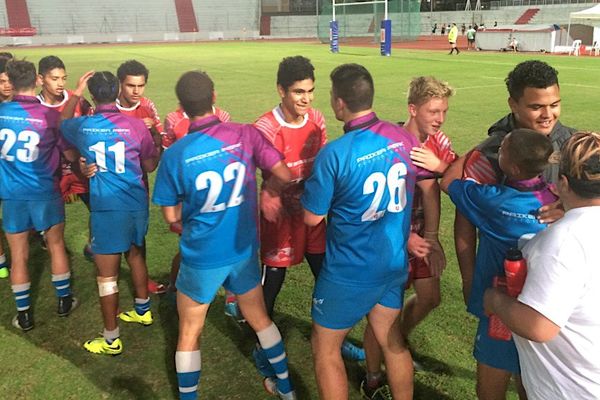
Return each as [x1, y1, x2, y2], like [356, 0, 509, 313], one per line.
[188, 115, 221, 134]
[96, 104, 120, 113]
[12, 94, 40, 104]
[273, 105, 308, 129]
[505, 175, 547, 192]
[37, 90, 69, 108]
[116, 98, 140, 111]
[344, 112, 378, 133]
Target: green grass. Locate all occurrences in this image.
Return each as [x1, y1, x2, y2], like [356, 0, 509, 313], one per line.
[0, 42, 599, 399]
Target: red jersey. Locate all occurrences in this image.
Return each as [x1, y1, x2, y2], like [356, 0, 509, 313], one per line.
[116, 97, 163, 134]
[162, 106, 231, 148]
[38, 90, 92, 199]
[254, 106, 327, 182]
[255, 106, 328, 267]
[411, 130, 458, 233]
[37, 89, 91, 117]
[463, 150, 497, 184]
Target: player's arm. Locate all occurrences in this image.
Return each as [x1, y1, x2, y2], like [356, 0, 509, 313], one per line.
[417, 178, 445, 277]
[61, 70, 94, 121]
[304, 210, 325, 227]
[483, 289, 560, 342]
[161, 204, 182, 225]
[261, 161, 292, 223]
[441, 153, 474, 305]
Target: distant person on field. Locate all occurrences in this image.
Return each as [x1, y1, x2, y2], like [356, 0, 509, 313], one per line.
[442, 129, 557, 400]
[431, 23, 437, 35]
[461, 23, 466, 36]
[467, 25, 477, 50]
[302, 63, 420, 400]
[61, 71, 160, 355]
[0, 60, 78, 331]
[484, 131, 600, 400]
[508, 37, 519, 52]
[441, 24, 446, 35]
[152, 70, 296, 399]
[448, 23, 460, 55]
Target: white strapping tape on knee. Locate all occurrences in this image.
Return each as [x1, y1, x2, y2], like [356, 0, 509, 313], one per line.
[97, 276, 119, 297]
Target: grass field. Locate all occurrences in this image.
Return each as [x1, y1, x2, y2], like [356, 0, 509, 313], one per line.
[0, 41, 599, 399]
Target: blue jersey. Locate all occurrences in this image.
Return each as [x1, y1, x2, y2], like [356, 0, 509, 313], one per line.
[301, 113, 420, 287]
[61, 104, 158, 211]
[152, 115, 283, 269]
[0, 95, 69, 201]
[448, 177, 558, 317]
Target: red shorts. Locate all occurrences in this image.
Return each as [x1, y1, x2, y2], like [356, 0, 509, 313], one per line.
[260, 213, 326, 268]
[407, 256, 434, 288]
[59, 173, 88, 202]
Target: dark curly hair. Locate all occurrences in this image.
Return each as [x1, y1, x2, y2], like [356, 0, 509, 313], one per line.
[38, 55, 65, 75]
[176, 71, 214, 118]
[117, 59, 149, 83]
[88, 71, 119, 104]
[277, 56, 315, 91]
[6, 59, 36, 91]
[505, 60, 559, 100]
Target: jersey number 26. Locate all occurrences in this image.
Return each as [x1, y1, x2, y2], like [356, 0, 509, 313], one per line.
[362, 162, 407, 222]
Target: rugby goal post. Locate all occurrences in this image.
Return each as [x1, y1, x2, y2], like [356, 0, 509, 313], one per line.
[329, 0, 392, 56]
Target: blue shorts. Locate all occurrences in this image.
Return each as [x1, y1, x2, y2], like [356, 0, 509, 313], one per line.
[473, 316, 521, 374]
[176, 256, 261, 305]
[312, 275, 405, 330]
[2, 197, 65, 233]
[90, 210, 148, 254]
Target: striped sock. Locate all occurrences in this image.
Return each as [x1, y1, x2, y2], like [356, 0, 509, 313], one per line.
[256, 323, 293, 395]
[52, 272, 72, 298]
[134, 297, 151, 315]
[176, 350, 201, 400]
[12, 282, 31, 311]
[103, 327, 120, 344]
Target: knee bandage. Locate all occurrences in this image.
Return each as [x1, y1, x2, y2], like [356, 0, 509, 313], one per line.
[97, 276, 119, 297]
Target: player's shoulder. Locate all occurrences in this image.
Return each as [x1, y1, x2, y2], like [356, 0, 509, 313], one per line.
[140, 97, 157, 108]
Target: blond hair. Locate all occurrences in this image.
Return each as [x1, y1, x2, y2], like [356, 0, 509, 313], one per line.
[407, 76, 454, 106]
[560, 131, 600, 198]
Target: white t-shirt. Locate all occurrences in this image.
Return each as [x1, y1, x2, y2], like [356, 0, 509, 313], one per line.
[515, 206, 600, 400]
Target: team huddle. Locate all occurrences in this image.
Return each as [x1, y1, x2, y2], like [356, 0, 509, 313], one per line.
[0, 51, 598, 400]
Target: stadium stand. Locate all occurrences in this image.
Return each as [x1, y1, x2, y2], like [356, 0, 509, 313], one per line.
[174, 0, 198, 33]
[2, 0, 36, 36]
[515, 8, 540, 24]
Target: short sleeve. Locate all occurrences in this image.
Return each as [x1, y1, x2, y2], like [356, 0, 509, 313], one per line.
[152, 149, 182, 206]
[138, 121, 158, 160]
[301, 144, 337, 216]
[248, 125, 284, 171]
[519, 248, 586, 328]
[60, 117, 85, 147]
[463, 150, 497, 184]
[448, 179, 498, 234]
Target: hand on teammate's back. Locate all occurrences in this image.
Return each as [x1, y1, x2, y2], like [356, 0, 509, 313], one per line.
[260, 190, 283, 223]
[410, 146, 448, 174]
[407, 232, 431, 258]
[79, 157, 98, 179]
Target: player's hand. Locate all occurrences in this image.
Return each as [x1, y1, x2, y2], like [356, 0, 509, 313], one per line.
[537, 198, 564, 224]
[483, 287, 507, 316]
[260, 190, 282, 223]
[74, 70, 95, 97]
[407, 232, 431, 258]
[410, 146, 448, 173]
[142, 118, 155, 130]
[79, 157, 98, 178]
[424, 234, 446, 277]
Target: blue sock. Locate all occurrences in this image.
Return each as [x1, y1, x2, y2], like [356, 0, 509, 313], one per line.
[257, 323, 293, 395]
[12, 282, 31, 311]
[52, 272, 72, 298]
[135, 297, 150, 315]
[176, 350, 201, 400]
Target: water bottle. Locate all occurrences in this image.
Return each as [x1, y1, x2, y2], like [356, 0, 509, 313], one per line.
[504, 248, 527, 298]
[488, 276, 512, 341]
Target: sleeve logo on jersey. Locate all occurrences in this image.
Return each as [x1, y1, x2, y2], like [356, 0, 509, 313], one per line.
[356, 142, 405, 164]
[185, 142, 242, 165]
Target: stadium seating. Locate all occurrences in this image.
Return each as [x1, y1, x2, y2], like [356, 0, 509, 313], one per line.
[514, 8, 540, 25]
[26, 0, 179, 35]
